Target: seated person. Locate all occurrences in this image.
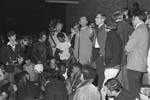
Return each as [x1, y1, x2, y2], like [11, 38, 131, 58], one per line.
[14, 71, 42, 100]
[73, 65, 100, 100]
[43, 71, 67, 100]
[101, 78, 135, 100]
[23, 57, 38, 82]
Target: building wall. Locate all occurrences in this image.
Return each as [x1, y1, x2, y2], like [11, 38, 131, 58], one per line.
[66, 0, 150, 33]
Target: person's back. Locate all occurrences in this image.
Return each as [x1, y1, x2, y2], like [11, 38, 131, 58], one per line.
[43, 79, 67, 100]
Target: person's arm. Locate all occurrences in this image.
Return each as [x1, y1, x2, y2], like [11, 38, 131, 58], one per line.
[125, 30, 140, 53]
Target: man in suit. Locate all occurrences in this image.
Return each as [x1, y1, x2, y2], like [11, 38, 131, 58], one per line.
[125, 10, 149, 99]
[94, 13, 107, 90]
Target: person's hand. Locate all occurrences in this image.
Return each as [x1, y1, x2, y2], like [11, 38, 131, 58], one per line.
[101, 86, 108, 100]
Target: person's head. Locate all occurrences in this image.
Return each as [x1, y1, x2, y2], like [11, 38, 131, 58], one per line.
[57, 32, 65, 43]
[22, 37, 29, 46]
[57, 62, 66, 74]
[49, 57, 56, 69]
[79, 16, 88, 27]
[14, 71, 30, 85]
[81, 65, 96, 82]
[71, 23, 80, 33]
[55, 22, 63, 33]
[104, 78, 123, 98]
[112, 11, 123, 22]
[7, 31, 16, 42]
[132, 2, 140, 10]
[95, 13, 106, 26]
[104, 17, 117, 32]
[72, 63, 82, 74]
[25, 57, 32, 65]
[39, 31, 47, 42]
[132, 10, 147, 28]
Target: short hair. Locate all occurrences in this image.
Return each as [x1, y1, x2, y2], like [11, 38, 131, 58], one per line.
[112, 11, 123, 21]
[97, 13, 106, 19]
[82, 65, 96, 80]
[57, 32, 65, 38]
[39, 30, 47, 39]
[104, 78, 122, 92]
[104, 17, 117, 29]
[7, 31, 16, 38]
[132, 10, 147, 22]
[14, 71, 29, 84]
[72, 63, 82, 71]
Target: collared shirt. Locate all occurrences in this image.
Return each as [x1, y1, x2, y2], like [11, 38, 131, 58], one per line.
[135, 22, 144, 29]
[95, 38, 100, 48]
[7, 41, 17, 51]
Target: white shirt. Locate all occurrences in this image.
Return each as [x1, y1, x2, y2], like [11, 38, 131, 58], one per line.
[95, 38, 100, 48]
[57, 41, 71, 60]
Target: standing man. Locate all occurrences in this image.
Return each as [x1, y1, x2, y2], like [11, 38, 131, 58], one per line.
[32, 31, 47, 66]
[76, 16, 93, 65]
[94, 13, 107, 90]
[125, 11, 149, 98]
[0, 31, 24, 82]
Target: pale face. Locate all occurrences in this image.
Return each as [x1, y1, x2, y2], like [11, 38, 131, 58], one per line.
[9, 35, 16, 42]
[56, 23, 63, 32]
[95, 14, 105, 26]
[79, 17, 88, 27]
[41, 35, 47, 42]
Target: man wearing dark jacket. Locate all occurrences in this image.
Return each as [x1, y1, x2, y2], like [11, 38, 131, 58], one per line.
[32, 32, 47, 65]
[103, 17, 122, 84]
[43, 71, 67, 100]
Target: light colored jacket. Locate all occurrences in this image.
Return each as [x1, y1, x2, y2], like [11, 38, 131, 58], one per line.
[125, 23, 149, 72]
[73, 82, 100, 100]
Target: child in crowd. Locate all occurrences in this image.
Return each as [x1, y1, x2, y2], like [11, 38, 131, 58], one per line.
[23, 57, 38, 82]
[56, 32, 71, 67]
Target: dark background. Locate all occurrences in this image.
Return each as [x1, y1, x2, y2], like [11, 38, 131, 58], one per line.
[1, 0, 150, 38]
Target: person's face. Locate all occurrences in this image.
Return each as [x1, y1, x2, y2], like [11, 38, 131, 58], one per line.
[56, 24, 63, 32]
[72, 67, 80, 74]
[9, 35, 16, 42]
[50, 59, 56, 69]
[58, 37, 65, 43]
[107, 89, 116, 98]
[132, 16, 138, 28]
[23, 39, 28, 46]
[79, 17, 88, 27]
[80, 74, 84, 82]
[25, 59, 31, 65]
[41, 35, 47, 42]
[95, 14, 105, 25]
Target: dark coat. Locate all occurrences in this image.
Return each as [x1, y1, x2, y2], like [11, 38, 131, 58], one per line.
[105, 29, 123, 68]
[0, 44, 25, 64]
[43, 79, 67, 100]
[32, 41, 47, 64]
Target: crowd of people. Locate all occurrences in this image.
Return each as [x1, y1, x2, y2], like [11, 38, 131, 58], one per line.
[0, 2, 150, 100]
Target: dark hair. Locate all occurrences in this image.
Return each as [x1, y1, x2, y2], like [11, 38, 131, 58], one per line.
[104, 78, 122, 92]
[57, 32, 65, 38]
[132, 10, 147, 22]
[72, 63, 82, 71]
[14, 71, 29, 84]
[82, 65, 96, 80]
[104, 17, 117, 29]
[39, 30, 47, 39]
[7, 31, 16, 38]
[133, 2, 140, 10]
